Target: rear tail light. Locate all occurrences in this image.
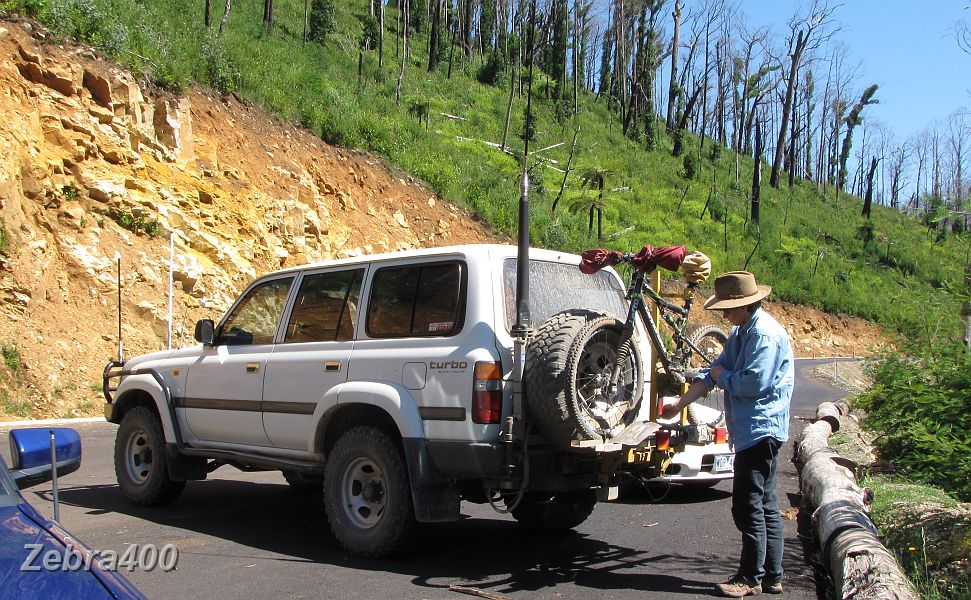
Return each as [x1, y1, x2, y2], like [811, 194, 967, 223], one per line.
[714, 427, 728, 445]
[472, 362, 502, 424]
[656, 429, 671, 451]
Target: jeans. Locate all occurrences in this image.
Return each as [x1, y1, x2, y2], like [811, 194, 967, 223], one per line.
[731, 437, 784, 584]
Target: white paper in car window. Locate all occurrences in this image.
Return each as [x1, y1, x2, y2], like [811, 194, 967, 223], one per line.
[428, 321, 453, 333]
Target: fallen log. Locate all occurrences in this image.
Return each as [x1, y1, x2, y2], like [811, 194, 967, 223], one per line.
[829, 528, 919, 599]
[798, 405, 919, 600]
[815, 402, 841, 432]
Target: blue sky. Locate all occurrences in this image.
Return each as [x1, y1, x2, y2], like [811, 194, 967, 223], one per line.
[738, 0, 970, 141]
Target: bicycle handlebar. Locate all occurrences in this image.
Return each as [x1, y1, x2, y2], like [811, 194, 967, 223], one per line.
[579, 244, 687, 275]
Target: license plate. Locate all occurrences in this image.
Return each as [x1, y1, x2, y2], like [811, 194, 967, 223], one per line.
[714, 454, 735, 473]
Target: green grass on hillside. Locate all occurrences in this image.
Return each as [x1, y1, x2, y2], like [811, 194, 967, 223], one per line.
[3, 0, 969, 339]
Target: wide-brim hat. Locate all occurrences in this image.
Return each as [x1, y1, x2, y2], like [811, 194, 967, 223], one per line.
[703, 271, 772, 310]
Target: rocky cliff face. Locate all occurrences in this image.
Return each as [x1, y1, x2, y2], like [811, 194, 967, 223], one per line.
[0, 20, 496, 419]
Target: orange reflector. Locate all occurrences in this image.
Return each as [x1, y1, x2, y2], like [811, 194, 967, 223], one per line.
[474, 361, 502, 380]
[714, 427, 728, 445]
[656, 430, 671, 451]
[472, 362, 503, 424]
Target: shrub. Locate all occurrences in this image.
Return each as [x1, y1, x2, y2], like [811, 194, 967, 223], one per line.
[44, 0, 105, 42]
[682, 151, 699, 180]
[476, 51, 505, 86]
[2, 345, 23, 372]
[202, 33, 239, 94]
[856, 344, 971, 502]
[308, 0, 336, 45]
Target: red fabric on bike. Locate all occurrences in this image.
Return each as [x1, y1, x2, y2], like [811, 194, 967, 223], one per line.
[631, 245, 686, 272]
[579, 248, 625, 274]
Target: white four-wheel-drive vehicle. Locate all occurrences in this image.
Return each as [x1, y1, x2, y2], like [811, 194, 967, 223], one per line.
[103, 244, 731, 557]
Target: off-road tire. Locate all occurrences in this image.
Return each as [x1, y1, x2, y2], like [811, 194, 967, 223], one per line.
[282, 470, 323, 493]
[687, 325, 729, 421]
[525, 310, 644, 447]
[114, 406, 186, 506]
[510, 489, 597, 532]
[324, 426, 414, 558]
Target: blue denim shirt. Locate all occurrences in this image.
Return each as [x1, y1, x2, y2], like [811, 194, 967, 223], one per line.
[699, 308, 794, 452]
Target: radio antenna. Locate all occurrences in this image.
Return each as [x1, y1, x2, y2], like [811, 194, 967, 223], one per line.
[115, 251, 123, 362]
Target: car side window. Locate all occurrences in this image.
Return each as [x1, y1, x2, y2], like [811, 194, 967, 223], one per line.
[284, 269, 363, 343]
[366, 262, 465, 338]
[219, 277, 295, 345]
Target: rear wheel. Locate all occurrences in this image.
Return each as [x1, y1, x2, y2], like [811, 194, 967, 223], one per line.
[510, 489, 597, 532]
[687, 325, 729, 424]
[323, 427, 413, 558]
[114, 406, 185, 506]
[525, 310, 644, 447]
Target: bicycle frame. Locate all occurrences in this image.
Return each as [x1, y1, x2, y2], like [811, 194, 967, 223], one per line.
[608, 265, 716, 394]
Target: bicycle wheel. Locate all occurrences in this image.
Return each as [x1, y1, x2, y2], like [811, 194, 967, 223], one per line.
[687, 325, 729, 423]
[525, 310, 644, 447]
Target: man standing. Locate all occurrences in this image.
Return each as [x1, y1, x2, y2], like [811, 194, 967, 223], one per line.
[662, 271, 794, 597]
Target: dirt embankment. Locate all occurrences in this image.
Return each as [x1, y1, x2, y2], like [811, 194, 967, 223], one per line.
[0, 20, 891, 420]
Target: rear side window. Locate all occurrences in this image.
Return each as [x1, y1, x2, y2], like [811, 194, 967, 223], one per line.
[366, 262, 465, 337]
[284, 269, 363, 343]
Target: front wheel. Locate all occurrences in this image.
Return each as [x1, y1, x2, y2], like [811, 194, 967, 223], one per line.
[687, 325, 729, 423]
[510, 489, 597, 532]
[323, 427, 414, 558]
[114, 406, 185, 506]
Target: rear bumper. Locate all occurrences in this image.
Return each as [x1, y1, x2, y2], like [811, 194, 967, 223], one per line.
[655, 443, 734, 482]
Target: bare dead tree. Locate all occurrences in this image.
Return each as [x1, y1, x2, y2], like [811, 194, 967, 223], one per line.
[665, 0, 683, 132]
[838, 84, 879, 191]
[862, 156, 878, 218]
[396, 0, 410, 107]
[219, 0, 231, 34]
[770, 0, 838, 188]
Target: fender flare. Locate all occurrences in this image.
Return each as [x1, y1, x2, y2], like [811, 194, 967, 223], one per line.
[112, 373, 181, 446]
[329, 380, 425, 440]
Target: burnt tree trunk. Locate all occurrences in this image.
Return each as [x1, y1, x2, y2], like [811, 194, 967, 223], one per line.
[862, 157, 878, 218]
[665, 0, 682, 132]
[428, 0, 440, 71]
[771, 30, 806, 188]
[751, 119, 763, 225]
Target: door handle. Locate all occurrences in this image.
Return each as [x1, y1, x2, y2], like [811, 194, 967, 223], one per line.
[245, 363, 260, 373]
[324, 361, 341, 372]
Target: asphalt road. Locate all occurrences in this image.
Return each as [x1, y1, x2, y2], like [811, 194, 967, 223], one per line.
[2, 359, 851, 599]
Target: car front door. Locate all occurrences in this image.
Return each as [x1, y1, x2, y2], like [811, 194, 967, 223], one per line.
[262, 267, 364, 450]
[181, 275, 295, 447]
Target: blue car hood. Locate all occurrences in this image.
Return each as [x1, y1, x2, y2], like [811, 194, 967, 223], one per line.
[0, 502, 139, 599]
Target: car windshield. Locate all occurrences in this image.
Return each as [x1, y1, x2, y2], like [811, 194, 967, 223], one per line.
[503, 258, 628, 331]
[0, 456, 23, 507]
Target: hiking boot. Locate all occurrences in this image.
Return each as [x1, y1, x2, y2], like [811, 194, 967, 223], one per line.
[761, 580, 783, 594]
[715, 576, 761, 597]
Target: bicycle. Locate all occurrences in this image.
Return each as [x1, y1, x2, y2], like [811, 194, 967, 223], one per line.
[524, 245, 728, 445]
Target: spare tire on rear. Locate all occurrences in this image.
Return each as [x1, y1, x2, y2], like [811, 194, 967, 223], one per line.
[524, 310, 644, 447]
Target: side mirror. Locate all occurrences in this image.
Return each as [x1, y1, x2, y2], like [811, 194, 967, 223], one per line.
[194, 319, 215, 345]
[10, 428, 82, 490]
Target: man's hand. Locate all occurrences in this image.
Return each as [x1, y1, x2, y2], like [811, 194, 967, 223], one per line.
[659, 397, 682, 419]
[710, 365, 725, 381]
